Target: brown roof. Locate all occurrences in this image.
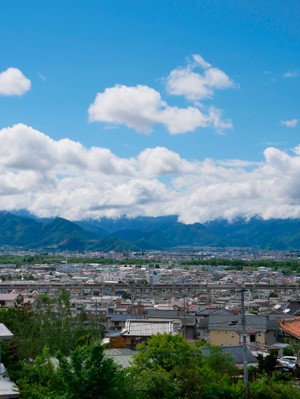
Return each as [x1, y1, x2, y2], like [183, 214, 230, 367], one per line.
[0, 293, 20, 301]
[278, 317, 300, 339]
[23, 298, 36, 304]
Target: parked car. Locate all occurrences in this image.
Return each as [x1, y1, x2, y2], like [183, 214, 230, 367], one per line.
[279, 356, 297, 368]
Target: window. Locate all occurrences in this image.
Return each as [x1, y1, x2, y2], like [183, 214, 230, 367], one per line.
[250, 334, 255, 343]
[217, 330, 220, 334]
[258, 332, 261, 337]
[231, 332, 235, 338]
[225, 330, 227, 334]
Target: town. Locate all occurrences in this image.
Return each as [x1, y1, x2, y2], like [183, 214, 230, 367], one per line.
[0, 249, 300, 350]
[1, 248, 300, 396]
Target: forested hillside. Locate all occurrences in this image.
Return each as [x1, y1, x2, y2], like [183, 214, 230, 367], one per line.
[3, 211, 300, 250]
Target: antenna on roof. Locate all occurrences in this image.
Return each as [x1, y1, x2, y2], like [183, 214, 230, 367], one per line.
[283, 308, 290, 313]
[274, 304, 281, 310]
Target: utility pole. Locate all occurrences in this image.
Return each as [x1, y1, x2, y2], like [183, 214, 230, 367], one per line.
[95, 298, 98, 326]
[241, 288, 249, 399]
[183, 290, 186, 339]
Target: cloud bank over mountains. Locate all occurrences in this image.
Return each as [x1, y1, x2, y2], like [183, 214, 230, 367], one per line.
[1, 56, 298, 224]
[2, 123, 300, 223]
[88, 55, 233, 134]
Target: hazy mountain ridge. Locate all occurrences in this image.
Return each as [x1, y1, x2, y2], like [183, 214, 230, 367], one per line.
[3, 212, 300, 250]
[0, 212, 139, 251]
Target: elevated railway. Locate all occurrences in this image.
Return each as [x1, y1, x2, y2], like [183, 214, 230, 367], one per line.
[0, 281, 298, 298]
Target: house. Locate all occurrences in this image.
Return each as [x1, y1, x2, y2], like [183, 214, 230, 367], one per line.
[278, 317, 300, 342]
[0, 293, 21, 308]
[197, 318, 209, 341]
[209, 314, 280, 348]
[106, 314, 145, 330]
[121, 319, 178, 347]
[196, 309, 235, 342]
[145, 310, 196, 340]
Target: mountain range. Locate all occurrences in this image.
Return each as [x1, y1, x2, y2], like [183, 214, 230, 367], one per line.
[1, 211, 300, 251]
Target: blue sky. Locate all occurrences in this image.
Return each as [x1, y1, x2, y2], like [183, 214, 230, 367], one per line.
[1, 1, 300, 222]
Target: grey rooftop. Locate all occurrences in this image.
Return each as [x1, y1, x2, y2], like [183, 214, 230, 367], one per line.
[0, 324, 13, 340]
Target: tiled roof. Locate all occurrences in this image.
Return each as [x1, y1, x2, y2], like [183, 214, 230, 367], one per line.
[197, 308, 234, 317]
[283, 301, 300, 314]
[145, 310, 179, 317]
[198, 318, 209, 328]
[209, 314, 267, 331]
[278, 317, 300, 339]
[107, 314, 145, 322]
[201, 345, 258, 365]
[122, 320, 178, 336]
[0, 294, 20, 301]
[104, 348, 136, 368]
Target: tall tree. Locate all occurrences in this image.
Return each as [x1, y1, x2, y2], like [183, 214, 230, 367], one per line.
[57, 340, 133, 399]
[132, 333, 202, 373]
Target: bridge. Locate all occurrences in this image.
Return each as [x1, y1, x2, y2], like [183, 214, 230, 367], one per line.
[0, 281, 298, 298]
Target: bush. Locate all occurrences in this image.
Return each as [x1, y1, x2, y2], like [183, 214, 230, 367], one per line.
[282, 347, 294, 356]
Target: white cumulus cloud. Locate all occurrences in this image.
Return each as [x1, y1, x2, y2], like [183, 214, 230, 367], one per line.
[138, 147, 196, 177]
[0, 68, 31, 96]
[165, 54, 234, 101]
[88, 55, 234, 135]
[3, 124, 300, 224]
[88, 84, 232, 134]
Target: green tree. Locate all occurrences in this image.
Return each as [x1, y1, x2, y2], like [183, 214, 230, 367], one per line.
[0, 294, 100, 363]
[57, 340, 132, 399]
[132, 333, 202, 373]
[203, 345, 237, 378]
[131, 334, 245, 399]
[201, 374, 242, 399]
[257, 349, 278, 376]
[57, 289, 72, 327]
[15, 347, 63, 399]
[134, 369, 178, 399]
[282, 346, 294, 357]
[0, 302, 43, 360]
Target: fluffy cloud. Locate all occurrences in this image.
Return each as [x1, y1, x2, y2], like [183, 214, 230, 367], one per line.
[3, 124, 300, 223]
[0, 124, 136, 176]
[165, 54, 234, 101]
[88, 84, 232, 134]
[281, 119, 298, 128]
[0, 68, 31, 96]
[88, 55, 234, 134]
[88, 85, 163, 132]
[138, 147, 196, 177]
